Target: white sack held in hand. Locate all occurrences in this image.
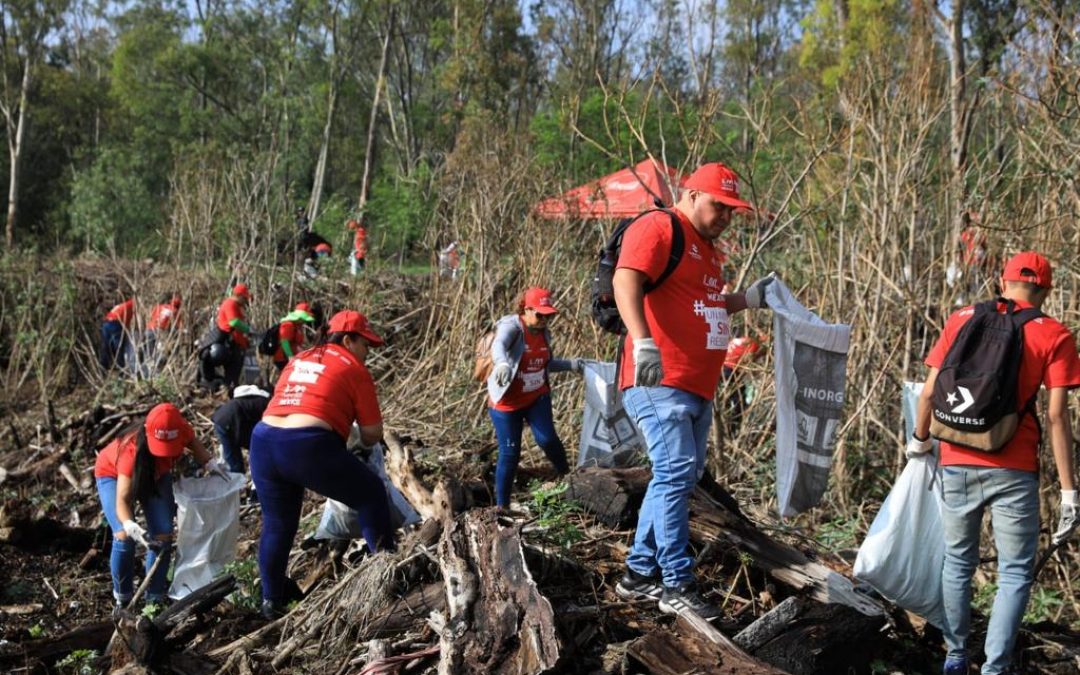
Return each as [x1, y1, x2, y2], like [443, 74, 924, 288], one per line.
[169, 471, 247, 600]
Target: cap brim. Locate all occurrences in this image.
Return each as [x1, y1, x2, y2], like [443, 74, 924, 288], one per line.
[359, 330, 384, 347]
[532, 306, 559, 315]
[716, 195, 753, 210]
[147, 437, 185, 458]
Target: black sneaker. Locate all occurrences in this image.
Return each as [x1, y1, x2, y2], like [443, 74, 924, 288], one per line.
[658, 582, 723, 621]
[261, 599, 288, 621]
[615, 568, 664, 601]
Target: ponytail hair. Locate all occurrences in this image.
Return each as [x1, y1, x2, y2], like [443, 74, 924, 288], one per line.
[130, 427, 159, 503]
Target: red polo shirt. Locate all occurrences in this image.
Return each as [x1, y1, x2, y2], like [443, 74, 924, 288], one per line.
[94, 434, 184, 480]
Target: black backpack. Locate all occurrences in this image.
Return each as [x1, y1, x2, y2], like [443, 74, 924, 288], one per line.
[591, 208, 684, 335]
[929, 298, 1043, 451]
[257, 323, 281, 356]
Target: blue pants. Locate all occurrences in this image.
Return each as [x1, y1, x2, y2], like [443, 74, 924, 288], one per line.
[99, 320, 127, 370]
[941, 466, 1039, 675]
[488, 394, 569, 507]
[249, 423, 394, 603]
[96, 475, 175, 603]
[622, 386, 712, 588]
[214, 425, 245, 474]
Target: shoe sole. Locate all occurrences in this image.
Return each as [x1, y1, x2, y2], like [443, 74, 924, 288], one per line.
[658, 598, 721, 621]
[615, 583, 663, 601]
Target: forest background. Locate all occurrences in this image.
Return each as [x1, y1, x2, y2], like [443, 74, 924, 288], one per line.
[2, 0, 1080, 628]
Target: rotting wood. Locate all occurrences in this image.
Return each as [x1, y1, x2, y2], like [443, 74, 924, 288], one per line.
[627, 625, 779, 675]
[748, 602, 890, 675]
[434, 508, 561, 674]
[565, 466, 650, 528]
[733, 596, 808, 652]
[676, 612, 786, 673]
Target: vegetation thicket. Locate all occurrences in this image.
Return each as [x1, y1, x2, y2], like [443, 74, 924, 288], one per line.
[2, 0, 1080, 628]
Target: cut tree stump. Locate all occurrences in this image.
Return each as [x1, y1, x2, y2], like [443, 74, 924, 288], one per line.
[627, 621, 785, 675]
[434, 508, 561, 674]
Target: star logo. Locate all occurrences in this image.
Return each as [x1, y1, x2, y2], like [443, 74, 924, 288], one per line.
[946, 391, 958, 406]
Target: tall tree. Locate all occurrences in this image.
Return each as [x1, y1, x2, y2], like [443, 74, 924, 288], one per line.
[0, 0, 67, 247]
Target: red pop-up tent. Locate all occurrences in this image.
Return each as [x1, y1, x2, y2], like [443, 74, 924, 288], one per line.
[534, 159, 686, 219]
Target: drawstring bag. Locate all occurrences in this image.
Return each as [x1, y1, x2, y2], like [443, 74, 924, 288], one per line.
[169, 472, 247, 600]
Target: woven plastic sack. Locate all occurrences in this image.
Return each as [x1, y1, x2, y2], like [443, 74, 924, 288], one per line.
[577, 361, 646, 468]
[853, 382, 945, 628]
[169, 472, 246, 600]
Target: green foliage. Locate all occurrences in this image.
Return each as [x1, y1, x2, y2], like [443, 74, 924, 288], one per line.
[67, 146, 160, 253]
[28, 622, 47, 638]
[56, 649, 99, 675]
[526, 480, 583, 549]
[1024, 587, 1063, 623]
[815, 517, 862, 551]
[972, 580, 997, 615]
[366, 162, 434, 262]
[141, 602, 163, 619]
[799, 0, 908, 87]
[223, 558, 261, 611]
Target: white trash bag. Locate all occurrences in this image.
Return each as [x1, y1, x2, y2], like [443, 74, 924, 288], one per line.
[169, 472, 246, 600]
[314, 441, 421, 544]
[853, 382, 945, 628]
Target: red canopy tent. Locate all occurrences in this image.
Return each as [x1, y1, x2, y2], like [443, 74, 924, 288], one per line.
[533, 160, 686, 219]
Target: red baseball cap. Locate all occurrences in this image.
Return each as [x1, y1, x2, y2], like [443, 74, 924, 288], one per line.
[144, 403, 193, 458]
[295, 302, 312, 314]
[315, 243, 331, 254]
[1003, 251, 1053, 288]
[684, 162, 753, 210]
[524, 287, 559, 315]
[328, 310, 384, 346]
[233, 283, 252, 300]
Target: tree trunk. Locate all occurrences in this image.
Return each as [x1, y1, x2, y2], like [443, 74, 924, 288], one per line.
[357, 8, 394, 214]
[948, 0, 969, 238]
[5, 57, 32, 249]
[307, 84, 338, 221]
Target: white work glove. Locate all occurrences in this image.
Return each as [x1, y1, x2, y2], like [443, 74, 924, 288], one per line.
[122, 520, 148, 548]
[1052, 490, 1078, 546]
[204, 458, 229, 480]
[905, 434, 933, 459]
[568, 358, 584, 375]
[744, 272, 777, 309]
[632, 337, 663, 387]
[493, 362, 512, 387]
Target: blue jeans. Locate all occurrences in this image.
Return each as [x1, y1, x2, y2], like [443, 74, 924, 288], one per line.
[96, 475, 176, 603]
[940, 466, 1039, 675]
[622, 386, 712, 587]
[249, 423, 394, 603]
[215, 425, 245, 474]
[99, 320, 127, 370]
[488, 394, 569, 507]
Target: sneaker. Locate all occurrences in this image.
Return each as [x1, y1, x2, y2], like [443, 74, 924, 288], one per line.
[260, 599, 288, 621]
[942, 657, 968, 674]
[658, 582, 723, 621]
[615, 568, 664, 601]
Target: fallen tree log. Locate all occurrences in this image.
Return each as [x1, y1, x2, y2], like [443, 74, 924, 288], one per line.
[565, 467, 650, 528]
[434, 508, 561, 674]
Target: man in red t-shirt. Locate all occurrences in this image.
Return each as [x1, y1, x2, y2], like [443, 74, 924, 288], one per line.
[612, 161, 774, 620]
[200, 284, 252, 389]
[909, 251, 1080, 675]
[141, 293, 182, 377]
[100, 298, 135, 371]
[348, 219, 367, 275]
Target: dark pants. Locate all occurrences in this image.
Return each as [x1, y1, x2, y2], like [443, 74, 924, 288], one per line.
[488, 393, 569, 507]
[199, 342, 244, 388]
[214, 425, 245, 474]
[249, 423, 394, 603]
[100, 320, 127, 370]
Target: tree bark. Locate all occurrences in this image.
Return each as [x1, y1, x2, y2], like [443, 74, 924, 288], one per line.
[5, 55, 33, 249]
[357, 7, 394, 215]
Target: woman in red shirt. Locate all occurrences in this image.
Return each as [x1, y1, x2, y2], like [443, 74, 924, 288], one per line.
[94, 403, 221, 606]
[486, 287, 583, 507]
[250, 310, 394, 619]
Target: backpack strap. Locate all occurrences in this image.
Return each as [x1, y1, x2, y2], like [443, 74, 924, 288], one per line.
[1005, 297, 1046, 444]
[643, 209, 685, 293]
